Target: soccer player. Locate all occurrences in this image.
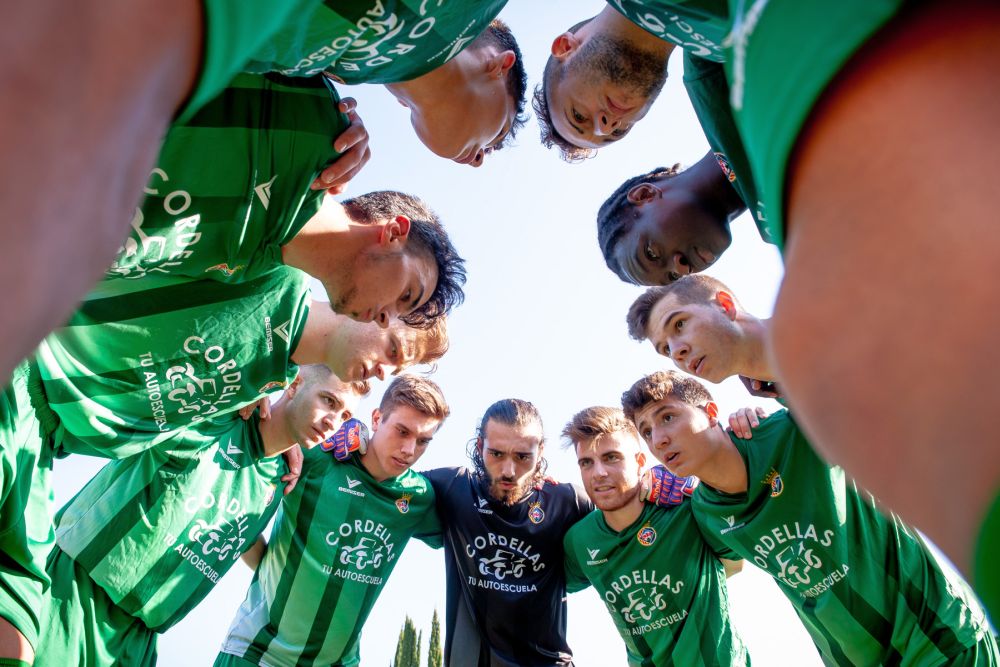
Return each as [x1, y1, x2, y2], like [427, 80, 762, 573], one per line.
[216, 374, 449, 666]
[33, 365, 363, 667]
[421, 399, 589, 666]
[621, 370, 999, 664]
[562, 406, 749, 667]
[625, 275, 780, 399]
[36, 265, 451, 460]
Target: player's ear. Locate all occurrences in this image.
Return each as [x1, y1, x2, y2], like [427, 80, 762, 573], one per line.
[551, 32, 580, 60]
[371, 408, 382, 431]
[715, 291, 738, 319]
[488, 50, 516, 78]
[379, 216, 411, 246]
[285, 374, 303, 399]
[704, 402, 719, 424]
[636, 451, 647, 469]
[627, 183, 661, 206]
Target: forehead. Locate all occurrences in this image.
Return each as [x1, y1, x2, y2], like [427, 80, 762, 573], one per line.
[580, 431, 639, 457]
[383, 404, 441, 435]
[635, 397, 688, 426]
[647, 293, 686, 333]
[314, 376, 359, 406]
[484, 419, 543, 451]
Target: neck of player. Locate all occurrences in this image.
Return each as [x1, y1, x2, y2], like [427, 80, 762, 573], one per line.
[257, 400, 299, 458]
[281, 196, 380, 277]
[602, 485, 645, 532]
[735, 316, 776, 382]
[689, 425, 748, 495]
[685, 150, 750, 223]
[591, 6, 675, 57]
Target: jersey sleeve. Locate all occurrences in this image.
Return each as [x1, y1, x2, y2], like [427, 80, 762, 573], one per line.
[413, 487, 444, 549]
[562, 529, 591, 595]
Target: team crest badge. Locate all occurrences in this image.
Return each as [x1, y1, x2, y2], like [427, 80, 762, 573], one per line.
[258, 380, 287, 394]
[528, 501, 545, 525]
[395, 493, 412, 514]
[762, 468, 784, 497]
[204, 263, 246, 277]
[637, 524, 657, 547]
[714, 151, 737, 183]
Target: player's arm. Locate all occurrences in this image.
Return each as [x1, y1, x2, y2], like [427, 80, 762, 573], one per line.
[562, 535, 591, 594]
[312, 97, 371, 195]
[242, 536, 268, 570]
[720, 558, 743, 578]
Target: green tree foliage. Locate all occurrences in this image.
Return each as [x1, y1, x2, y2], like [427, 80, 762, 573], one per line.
[392, 616, 421, 667]
[427, 609, 443, 667]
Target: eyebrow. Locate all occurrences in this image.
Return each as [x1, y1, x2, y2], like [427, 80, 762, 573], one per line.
[661, 308, 683, 332]
[322, 392, 344, 410]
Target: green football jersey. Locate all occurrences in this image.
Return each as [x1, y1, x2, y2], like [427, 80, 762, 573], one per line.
[245, 0, 508, 83]
[692, 411, 993, 665]
[54, 414, 286, 632]
[564, 503, 748, 667]
[36, 268, 310, 458]
[220, 448, 440, 666]
[106, 73, 346, 284]
[606, 0, 729, 62]
[682, 51, 770, 243]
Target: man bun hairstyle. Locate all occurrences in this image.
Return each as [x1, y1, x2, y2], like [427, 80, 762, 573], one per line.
[342, 190, 467, 329]
[621, 370, 714, 425]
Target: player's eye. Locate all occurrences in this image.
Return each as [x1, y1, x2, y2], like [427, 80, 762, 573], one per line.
[572, 108, 585, 123]
[676, 320, 684, 331]
[644, 242, 661, 263]
[667, 271, 681, 282]
[641, 429, 651, 441]
[662, 414, 673, 423]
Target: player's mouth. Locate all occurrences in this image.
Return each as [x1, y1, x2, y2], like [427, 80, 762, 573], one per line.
[688, 356, 705, 375]
[606, 96, 634, 115]
[665, 452, 680, 466]
[391, 456, 410, 469]
[693, 246, 716, 269]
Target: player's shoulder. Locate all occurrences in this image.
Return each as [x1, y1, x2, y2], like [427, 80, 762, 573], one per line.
[419, 465, 470, 491]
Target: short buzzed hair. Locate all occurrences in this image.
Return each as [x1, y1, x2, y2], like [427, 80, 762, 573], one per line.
[621, 370, 714, 425]
[561, 406, 640, 452]
[626, 274, 743, 341]
[598, 165, 683, 283]
[532, 18, 594, 162]
[379, 374, 450, 422]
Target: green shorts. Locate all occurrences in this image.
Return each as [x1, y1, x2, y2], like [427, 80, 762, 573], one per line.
[178, 0, 303, 122]
[0, 362, 57, 651]
[213, 651, 260, 667]
[723, 0, 905, 248]
[975, 491, 1000, 626]
[33, 548, 156, 667]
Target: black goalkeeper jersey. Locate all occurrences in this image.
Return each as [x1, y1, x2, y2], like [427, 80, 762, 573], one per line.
[422, 467, 592, 667]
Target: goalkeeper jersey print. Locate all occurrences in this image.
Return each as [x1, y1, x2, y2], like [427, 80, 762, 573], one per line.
[563, 503, 748, 667]
[422, 467, 592, 667]
[107, 73, 346, 284]
[36, 267, 310, 458]
[692, 411, 993, 665]
[245, 0, 508, 83]
[221, 448, 440, 666]
[54, 415, 285, 632]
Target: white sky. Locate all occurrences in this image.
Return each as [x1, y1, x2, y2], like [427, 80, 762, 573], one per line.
[52, 1, 827, 664]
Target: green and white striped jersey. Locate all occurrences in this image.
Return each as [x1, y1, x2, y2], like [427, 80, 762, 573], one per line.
[221, 448, 440, 666]
[55, 414, 286, 632]
[106, 72, 346, 284]
[36, 267, 310, 458]
[564, 503, 748, 667]
[692, 411, 993, 665]
[245, 0, 508, 83]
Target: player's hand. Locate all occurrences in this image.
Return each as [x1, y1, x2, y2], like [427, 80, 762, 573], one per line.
[738, 375, 783, 399]
[322, 418, 369, 461]
[642, 465, 699, 506]
[281, 445, 303, 495]
[239, 396, 272, 421]
[534, 474, 559, 490]
[311, 98, 371, 194]
[727, 406, 769, 439]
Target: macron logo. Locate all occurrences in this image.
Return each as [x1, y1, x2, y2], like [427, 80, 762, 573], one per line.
[478, 498, 489, 507]
[587, 548, 600, 560]
[227, 442, 241, 456]
[725, 515, 736, 528]
[254, 175, 277, 210]
[347, 477, 362, 489]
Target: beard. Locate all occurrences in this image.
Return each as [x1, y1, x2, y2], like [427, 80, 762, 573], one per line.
[486, 471, 535, 506]
[565, 34, 668, 100]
